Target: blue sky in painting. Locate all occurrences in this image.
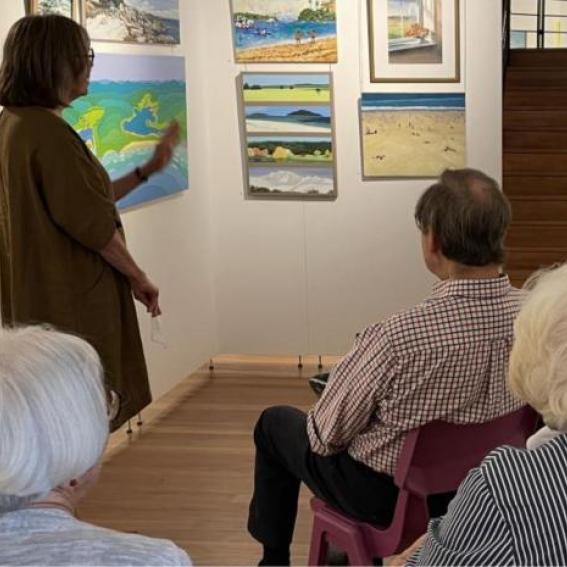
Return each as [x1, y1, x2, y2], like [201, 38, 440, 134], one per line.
[90, 54, 185, 82]
[246, 105, 331, 117]
[361, 93, 465, 110]
[243, 74, 330, 87]
[125, 0, 179, 19]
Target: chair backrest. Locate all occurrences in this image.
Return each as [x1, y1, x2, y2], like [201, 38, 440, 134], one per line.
[395, 405, 539, 497]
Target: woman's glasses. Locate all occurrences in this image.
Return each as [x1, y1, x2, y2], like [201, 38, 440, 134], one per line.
[87, 48, 95, 66]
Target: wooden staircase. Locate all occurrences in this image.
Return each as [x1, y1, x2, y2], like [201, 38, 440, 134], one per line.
[504, 49, 567, 286]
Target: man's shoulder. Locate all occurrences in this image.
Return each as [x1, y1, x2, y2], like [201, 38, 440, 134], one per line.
[380, 285, 522, 350]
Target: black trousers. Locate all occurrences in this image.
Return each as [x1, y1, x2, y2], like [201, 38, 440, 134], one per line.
[248, 406, 454, 553]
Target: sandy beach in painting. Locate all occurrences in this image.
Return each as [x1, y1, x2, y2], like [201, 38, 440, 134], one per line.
[236, 36, 337, 63]
[362, 110, 465, 178]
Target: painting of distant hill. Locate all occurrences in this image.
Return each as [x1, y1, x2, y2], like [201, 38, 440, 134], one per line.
[30, 0, 74, 18]
[246, 105, 331, 133]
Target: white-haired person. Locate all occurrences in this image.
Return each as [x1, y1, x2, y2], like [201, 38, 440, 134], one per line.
[0, 326, 191, 566]
[395, 265, 567, 566]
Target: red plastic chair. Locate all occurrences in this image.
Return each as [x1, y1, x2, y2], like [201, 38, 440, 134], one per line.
[308, 406, 538, 565]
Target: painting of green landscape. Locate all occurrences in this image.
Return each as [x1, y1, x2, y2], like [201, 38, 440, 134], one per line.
[247, 136, 332, 164]
[63, 54, 188, 209]
[242, 73, 331, 103]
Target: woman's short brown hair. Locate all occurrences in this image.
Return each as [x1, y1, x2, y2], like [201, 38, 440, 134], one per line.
[0, 15, 89, 108]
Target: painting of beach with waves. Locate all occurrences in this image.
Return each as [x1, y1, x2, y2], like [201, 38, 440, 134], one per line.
[232, 0, 337, 62]
[360, 93, 465, 178]
[64, 53, 188, 210]
[239, 72, 336, 200]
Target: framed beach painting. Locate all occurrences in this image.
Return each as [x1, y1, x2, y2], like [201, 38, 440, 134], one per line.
[368, 0, 460, 82]
[231, 0, 338, 63]
[83, 0, 180, 44]
[63, 53, 188, 210]
[28, 0, 78, 19]
[239, 72, 337, 200]
[360, 92, 465, 179]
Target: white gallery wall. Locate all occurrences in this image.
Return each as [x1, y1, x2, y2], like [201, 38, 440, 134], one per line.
[206, 0, 503, 356]
[0, 0, 502, 392]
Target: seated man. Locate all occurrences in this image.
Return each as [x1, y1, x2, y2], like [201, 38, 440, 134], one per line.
[247, 168, 524, 566]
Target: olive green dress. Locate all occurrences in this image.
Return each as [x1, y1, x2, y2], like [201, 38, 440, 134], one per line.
[0, 107, 151, 429]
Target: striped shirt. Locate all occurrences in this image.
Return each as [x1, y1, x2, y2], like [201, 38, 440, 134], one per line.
[307, 276, 524, 475]
[408, 434, 567, 566]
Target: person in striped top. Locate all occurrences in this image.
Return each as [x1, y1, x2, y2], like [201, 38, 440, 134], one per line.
[247, 169, 522, 566]
[403, 264, 567, 566]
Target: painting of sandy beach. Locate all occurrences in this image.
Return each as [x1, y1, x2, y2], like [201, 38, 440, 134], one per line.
[360, 93, 465, 178]
[232, 0, 337, 62]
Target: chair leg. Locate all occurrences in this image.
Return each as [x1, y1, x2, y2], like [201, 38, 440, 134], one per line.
[309, 524, 330, 566]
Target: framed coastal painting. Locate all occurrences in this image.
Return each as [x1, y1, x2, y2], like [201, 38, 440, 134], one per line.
[83, 0, 180, 44]
[239, 72, 337, 200]
[231, 0, 338, 63]
[368, 0, 460, 82]
[64, 53, 188, 210]
[28, 0, 78, 19]
[360, 92, 465, 179]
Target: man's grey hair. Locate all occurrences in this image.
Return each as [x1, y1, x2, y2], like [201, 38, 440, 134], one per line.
[0, 326, 108, 510]
[414, 168, 511, 266]
[509, 264, 567, 431]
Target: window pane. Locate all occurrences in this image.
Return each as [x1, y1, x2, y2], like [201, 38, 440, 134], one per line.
[545, 31, 567, 47]
[546, 0, 567, 16]
[512, 0, 538, 15]
[511, 14, 538, 30]
[511, 30, 528, 48]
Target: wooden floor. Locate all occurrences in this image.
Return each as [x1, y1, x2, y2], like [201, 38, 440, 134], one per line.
[79, 356, 336, 566]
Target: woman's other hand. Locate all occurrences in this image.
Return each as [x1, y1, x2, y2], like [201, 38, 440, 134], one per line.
[130, 273, 161, 317]
[143, 121, 180, 176]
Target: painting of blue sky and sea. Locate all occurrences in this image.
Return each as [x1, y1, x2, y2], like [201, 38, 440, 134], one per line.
[232, 0, 337, 62]
[85, 0, 180, 44]
[64, 54, 188, 210]
[360, 93, 465, 178]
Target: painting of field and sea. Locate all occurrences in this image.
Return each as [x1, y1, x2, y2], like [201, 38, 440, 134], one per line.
[85, 0, 180, 44]
[239, 72, 336, 199]
[232, 0, 337, 62]
[246, 105, 331, 133]
[242, 73, 331, 103]
[64, 54, 188, 209]
[30, 0, 73, 18]
[360, 93, 465, 178]
[388, 0, 443, 64]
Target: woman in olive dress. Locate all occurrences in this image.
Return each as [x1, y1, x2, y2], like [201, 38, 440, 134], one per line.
[0, 14, 179, 428]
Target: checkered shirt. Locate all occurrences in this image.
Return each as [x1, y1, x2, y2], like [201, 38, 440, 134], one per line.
[306, 276, 524, 476]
